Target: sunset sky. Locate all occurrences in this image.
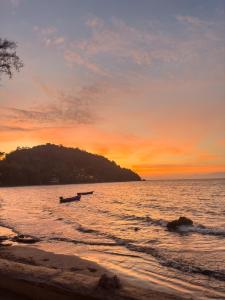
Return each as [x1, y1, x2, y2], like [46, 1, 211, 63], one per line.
[0, 0, 225, 179]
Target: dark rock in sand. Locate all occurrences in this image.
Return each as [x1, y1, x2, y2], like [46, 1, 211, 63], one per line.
[97, 274, 121, 290]
[146, 216, 151, 222]
[167, 217, 193, 231]
[134, 227, 140, 231]
[12, 234, 40, 244]
[88, 267, 97, 273]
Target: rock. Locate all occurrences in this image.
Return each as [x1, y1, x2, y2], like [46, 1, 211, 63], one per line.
[167, 217, 193, 231]
[134, 227, 140, 231]
[12, 234, 40, 244]
[88, 267, 97, 273]
[97, 274, 121, 290]
[146, 216, 152, 223]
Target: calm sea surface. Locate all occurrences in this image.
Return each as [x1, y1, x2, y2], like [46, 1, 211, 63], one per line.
[0, 179, 225, 299]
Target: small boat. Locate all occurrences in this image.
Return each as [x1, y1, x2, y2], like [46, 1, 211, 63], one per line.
[59, 195, 81, 203]
[77, 191, 94, 196]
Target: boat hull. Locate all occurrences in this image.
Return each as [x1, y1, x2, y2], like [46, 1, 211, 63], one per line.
[59, 195, 81, 203]
[77, 191, 94, 196]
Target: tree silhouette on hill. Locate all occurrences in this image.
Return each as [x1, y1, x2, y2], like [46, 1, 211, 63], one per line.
[0, 38, 23, 79]
[0, 144, 141, 186]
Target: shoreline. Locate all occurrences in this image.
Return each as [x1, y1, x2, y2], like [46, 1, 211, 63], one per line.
[0, 177, 224, 189]
[0, 180, 142, 189]
[0, 242, 184, 300]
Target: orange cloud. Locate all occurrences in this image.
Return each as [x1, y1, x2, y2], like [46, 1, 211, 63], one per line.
[0, 122, 224, 178]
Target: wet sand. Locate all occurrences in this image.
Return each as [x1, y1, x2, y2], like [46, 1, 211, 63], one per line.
[0, 289, 29, 300]
[0, 224, 187, 299]
[0, 243, 186, 300]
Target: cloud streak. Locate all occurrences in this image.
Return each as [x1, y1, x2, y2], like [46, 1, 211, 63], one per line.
[64, 50, 107, 76]
[176, 15, 213, 27]
[34, 26, 65, 47]
[0, 84, 103, 131]
[0, 125, 31, 132]
[61, 15, 223, 78]
[33, 14, 224, 81]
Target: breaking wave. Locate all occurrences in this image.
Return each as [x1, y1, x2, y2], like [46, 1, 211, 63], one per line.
[178, 224, 225, 237]
[121, 214, 225, 237]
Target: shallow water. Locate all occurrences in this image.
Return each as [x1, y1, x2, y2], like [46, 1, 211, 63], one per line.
[0, 179, 225, 299]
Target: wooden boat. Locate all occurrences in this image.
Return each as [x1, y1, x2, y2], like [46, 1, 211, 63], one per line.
[59, 195, 81, 203]
[77, 191, 94, 196]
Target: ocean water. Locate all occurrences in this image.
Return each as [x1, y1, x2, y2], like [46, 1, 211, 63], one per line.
[0, 179, 225, 299]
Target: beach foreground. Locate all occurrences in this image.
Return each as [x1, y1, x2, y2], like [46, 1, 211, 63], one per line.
[0, 243, 183, 300]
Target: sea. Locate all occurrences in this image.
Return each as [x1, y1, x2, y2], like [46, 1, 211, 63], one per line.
[0, 179, 225, 300]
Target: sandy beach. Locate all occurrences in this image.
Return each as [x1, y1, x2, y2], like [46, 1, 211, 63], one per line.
[0, 225, 184, 300]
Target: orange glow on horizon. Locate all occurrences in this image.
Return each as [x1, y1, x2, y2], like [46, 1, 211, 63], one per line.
[0, 3, 224, 179]
[133, 164, 225, 177]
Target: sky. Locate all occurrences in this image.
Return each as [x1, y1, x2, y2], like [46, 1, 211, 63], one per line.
[0, 0, 225, 179]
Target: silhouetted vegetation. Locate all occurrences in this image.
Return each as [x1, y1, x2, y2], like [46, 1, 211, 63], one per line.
[0, 38, 23, 79]
[0, 144, 141, 186]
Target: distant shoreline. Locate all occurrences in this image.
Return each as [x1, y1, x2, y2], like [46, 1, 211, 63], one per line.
[0, 179, 142, 189]
[144, 177, 225, 181]
[0, 177, 224, 189]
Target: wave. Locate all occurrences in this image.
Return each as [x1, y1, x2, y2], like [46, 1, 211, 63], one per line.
[3, 215, 224, 282]
[77, 225, 100, 234]
[122, 214, 167, 226]
[114, 242, 225, 281]
[124, 244, 225, 281]
[49, 236, 118, 247]
[44, 208, 225, 238]
[159, 255, 225, 282]
[178, 224, 225, 237]
[68, 225, 225, 282]
[121, 214, 225, 237]
[77, 225, 134, 245]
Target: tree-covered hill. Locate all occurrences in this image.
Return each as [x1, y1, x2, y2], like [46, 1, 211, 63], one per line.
[0, 144, 141, 186]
